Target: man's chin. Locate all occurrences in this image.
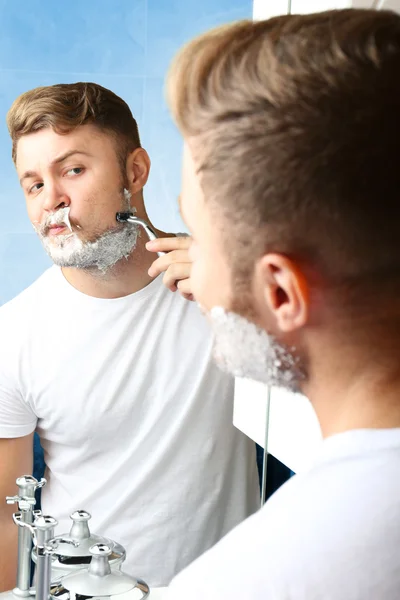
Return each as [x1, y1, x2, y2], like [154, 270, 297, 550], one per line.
[40, 224, 139, 273]
[209, 305, 303, 391]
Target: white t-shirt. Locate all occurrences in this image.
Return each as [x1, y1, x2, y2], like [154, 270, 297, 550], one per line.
[168, 428, 400, 599]
[0, 266, 259, 587]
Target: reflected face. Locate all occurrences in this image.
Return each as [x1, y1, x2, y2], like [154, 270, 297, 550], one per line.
[15, 124, 139, 272]
[180, 143, 302, 390]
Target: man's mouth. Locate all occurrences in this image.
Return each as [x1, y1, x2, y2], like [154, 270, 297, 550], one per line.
[47, 224, 69, 236]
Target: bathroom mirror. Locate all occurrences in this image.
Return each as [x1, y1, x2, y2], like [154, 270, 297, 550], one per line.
[0, 0, 255, 591]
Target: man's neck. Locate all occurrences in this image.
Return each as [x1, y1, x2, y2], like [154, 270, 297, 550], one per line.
[61, 235, 156, 299]
[303, 334, 400, 438]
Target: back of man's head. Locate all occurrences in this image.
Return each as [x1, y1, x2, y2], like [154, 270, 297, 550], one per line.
[168, 9, 400, 327]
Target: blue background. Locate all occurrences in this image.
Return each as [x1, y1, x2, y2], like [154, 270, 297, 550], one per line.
[0, 0, 252, 305]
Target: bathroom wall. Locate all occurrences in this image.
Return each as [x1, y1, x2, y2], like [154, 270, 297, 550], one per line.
[253, 0, 400, 20]
[0, 0, 252, 305]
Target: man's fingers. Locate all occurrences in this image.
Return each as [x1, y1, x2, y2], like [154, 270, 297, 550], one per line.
[148, 250, 190, 278]
[163, 264, 192, 291]
[177, 279, 194, 301]
[146, 236, 193, 298]
[146, 236, 191, 253]
[180, 292, 195, 302]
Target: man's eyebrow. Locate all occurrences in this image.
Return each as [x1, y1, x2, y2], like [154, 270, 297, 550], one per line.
[51, 149, 92, 166]
[19, 170, 37, 185]
[19, 150, 92, 186]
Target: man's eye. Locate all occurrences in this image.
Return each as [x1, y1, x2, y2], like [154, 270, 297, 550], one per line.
[29, 182, 44, 193]
[66, 167, 84, 176]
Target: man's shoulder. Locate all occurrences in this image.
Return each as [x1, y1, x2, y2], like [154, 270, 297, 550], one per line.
[169, 445, 400, 599]
[0, 267, 57, 321]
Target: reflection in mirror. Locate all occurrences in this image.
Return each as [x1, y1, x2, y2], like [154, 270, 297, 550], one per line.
[0, 0, 263, 597]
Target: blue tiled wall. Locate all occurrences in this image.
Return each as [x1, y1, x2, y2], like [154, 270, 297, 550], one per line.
[0, 0, 252, 305]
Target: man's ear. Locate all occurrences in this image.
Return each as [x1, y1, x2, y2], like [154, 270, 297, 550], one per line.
[126, 148, 151, 193]
[254, 253, 309, 333]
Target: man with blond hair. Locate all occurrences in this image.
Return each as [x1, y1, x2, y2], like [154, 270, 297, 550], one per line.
[0, 82, 259, 590]
[165, 8, 400, 599]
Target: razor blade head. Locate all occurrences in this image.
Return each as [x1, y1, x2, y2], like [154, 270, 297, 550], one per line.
[116, 212, 134, 223]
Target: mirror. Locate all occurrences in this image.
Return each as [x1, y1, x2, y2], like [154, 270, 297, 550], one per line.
[0, 0, 275, 595]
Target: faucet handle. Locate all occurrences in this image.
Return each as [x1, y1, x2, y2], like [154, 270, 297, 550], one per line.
[33, 478, 46, 490]
[7, 495, 36, 510]
[12, 513, 69, 557]
[70, 510, 91, 521]
[88, 543, 114, 577]
[6, 477, 46, 511]
[12, 512, 36, 536]
[15, 476, 46, 497]
[69, 510, 91, 539]
[44, 536, 79, 555]
[16, 476, 46, 489]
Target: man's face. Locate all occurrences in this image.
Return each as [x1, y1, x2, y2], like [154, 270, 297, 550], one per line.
[180, 144, 303, 391]
[180, 145, 233, 313]
[16, 124, 138, 272]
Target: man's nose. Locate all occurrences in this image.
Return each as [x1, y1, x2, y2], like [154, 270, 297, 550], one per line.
[42, 186, 70, 212]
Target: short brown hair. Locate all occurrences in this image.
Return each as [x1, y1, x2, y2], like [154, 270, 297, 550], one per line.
[167, 9, 400, 301]
[7, 82, 141, 165]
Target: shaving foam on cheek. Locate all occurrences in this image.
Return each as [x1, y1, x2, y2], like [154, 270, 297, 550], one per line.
[122, 188, 139, 217]
[208, 306, 302, 391]
[37, 188, 140, 273]
[123, 188, 133, 209]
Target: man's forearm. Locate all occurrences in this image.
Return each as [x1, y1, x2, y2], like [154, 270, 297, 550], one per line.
[0, 521, 18, 592]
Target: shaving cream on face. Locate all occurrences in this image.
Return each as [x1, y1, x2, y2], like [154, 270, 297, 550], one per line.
[63, 207, 73, 232]
[35, 206, 73, 233]
[41, 225, 140, 273]
[122, 188, 139, 221]
[34, 188, 140, 273]
[208, 306, 303, 392]
[123, 188, 132, 208]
